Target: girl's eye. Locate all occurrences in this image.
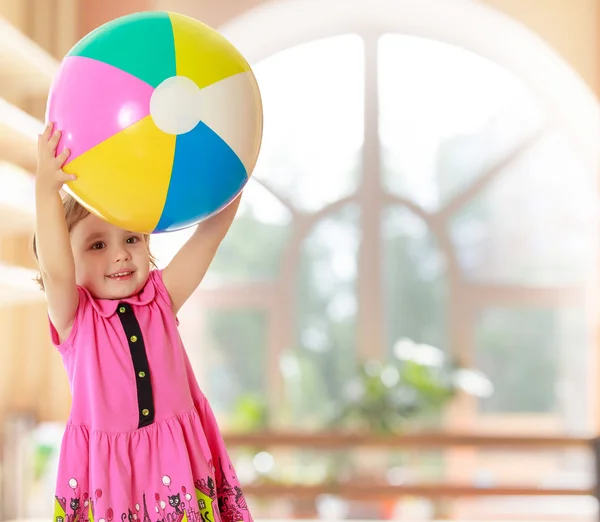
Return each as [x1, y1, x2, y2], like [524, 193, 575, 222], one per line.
[91, 242, 105, 250]
[126, 236, 140, 244]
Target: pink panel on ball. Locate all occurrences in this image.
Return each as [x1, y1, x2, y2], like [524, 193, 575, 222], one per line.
[46, 56, 154, 163]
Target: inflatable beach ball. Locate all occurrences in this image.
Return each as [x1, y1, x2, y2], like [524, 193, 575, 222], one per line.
[46, 11, 263, 234]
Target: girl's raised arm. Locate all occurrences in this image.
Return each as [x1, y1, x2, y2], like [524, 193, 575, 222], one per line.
[35, 123, 79, 341]
[162, 193, 242, 315]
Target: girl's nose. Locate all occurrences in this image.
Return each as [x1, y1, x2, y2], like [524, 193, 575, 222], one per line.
[113, 246, 131, 263]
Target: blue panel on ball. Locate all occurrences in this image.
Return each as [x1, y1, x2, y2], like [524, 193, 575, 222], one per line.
[155, 121, 248, 233]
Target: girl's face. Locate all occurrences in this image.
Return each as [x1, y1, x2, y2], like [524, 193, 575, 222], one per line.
[69, 213, 151, 300]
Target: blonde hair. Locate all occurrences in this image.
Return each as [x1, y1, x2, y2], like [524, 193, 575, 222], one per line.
[32, 194, 156, 291]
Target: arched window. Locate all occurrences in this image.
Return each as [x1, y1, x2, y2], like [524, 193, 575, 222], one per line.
[148, 0, 599, 516]
[152, 24, 597, 432]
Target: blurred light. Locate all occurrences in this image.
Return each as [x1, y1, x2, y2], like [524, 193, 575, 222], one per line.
[315, 494, 350, 519]
[326, 291, 357, 322]
[453, 368, 494, 398]
[301, 324, 329, 352]
[364, 359, 382, 377]
[279, 351, 301, 379]
[394, 338, 445, 367]
[380, 365, 400, 387]
[252, 451, 274, 474]
[386, 466, 408, 486]
[343, 379, 364, 401]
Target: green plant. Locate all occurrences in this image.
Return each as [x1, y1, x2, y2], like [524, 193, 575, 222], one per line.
[230, 393, 269, 432]
[331, 339, 492, 434]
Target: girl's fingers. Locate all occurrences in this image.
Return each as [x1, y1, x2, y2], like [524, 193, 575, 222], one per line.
[59, 171, 77, 183]
[56, 147, 71, 166]
[41, 122, 53, 140]
[49, 129, 62, 150]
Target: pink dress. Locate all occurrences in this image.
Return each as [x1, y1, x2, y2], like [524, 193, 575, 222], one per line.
[50, 269, 253, 522]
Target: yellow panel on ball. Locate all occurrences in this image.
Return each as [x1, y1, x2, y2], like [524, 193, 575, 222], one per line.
[63, 115, 176, 233]
[169, 12, 251, 89]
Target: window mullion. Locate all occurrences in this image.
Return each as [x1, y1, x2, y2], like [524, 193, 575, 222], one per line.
[357, 34, 385, 360]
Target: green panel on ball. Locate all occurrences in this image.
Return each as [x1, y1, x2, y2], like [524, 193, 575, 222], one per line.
[66, 11, 176, 88]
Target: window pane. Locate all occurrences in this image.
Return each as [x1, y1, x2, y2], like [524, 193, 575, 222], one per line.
[382, 206, 448, 355]
[202, 309, 268, 426]
[378, 33, 546, 211]
[205, 180, 292, 284]
[287, 204, 359, 427]
[450, 130, 597, 286]
[151, 180, 291, 282]
[475, 307, 586, 416]
[253, 35, 364, 211]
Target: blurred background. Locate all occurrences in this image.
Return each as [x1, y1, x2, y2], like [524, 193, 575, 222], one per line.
[1, 0, 600, 520]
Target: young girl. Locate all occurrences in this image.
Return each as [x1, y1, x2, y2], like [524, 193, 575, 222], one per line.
[35, 122, 253, 522]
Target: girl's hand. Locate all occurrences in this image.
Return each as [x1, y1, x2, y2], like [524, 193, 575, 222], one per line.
[36, 122, 75, 194]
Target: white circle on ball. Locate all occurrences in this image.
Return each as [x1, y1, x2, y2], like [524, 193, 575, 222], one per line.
[150, 76, 201, 135]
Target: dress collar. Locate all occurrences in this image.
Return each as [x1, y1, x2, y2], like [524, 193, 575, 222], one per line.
[81, 276, 156, 317]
